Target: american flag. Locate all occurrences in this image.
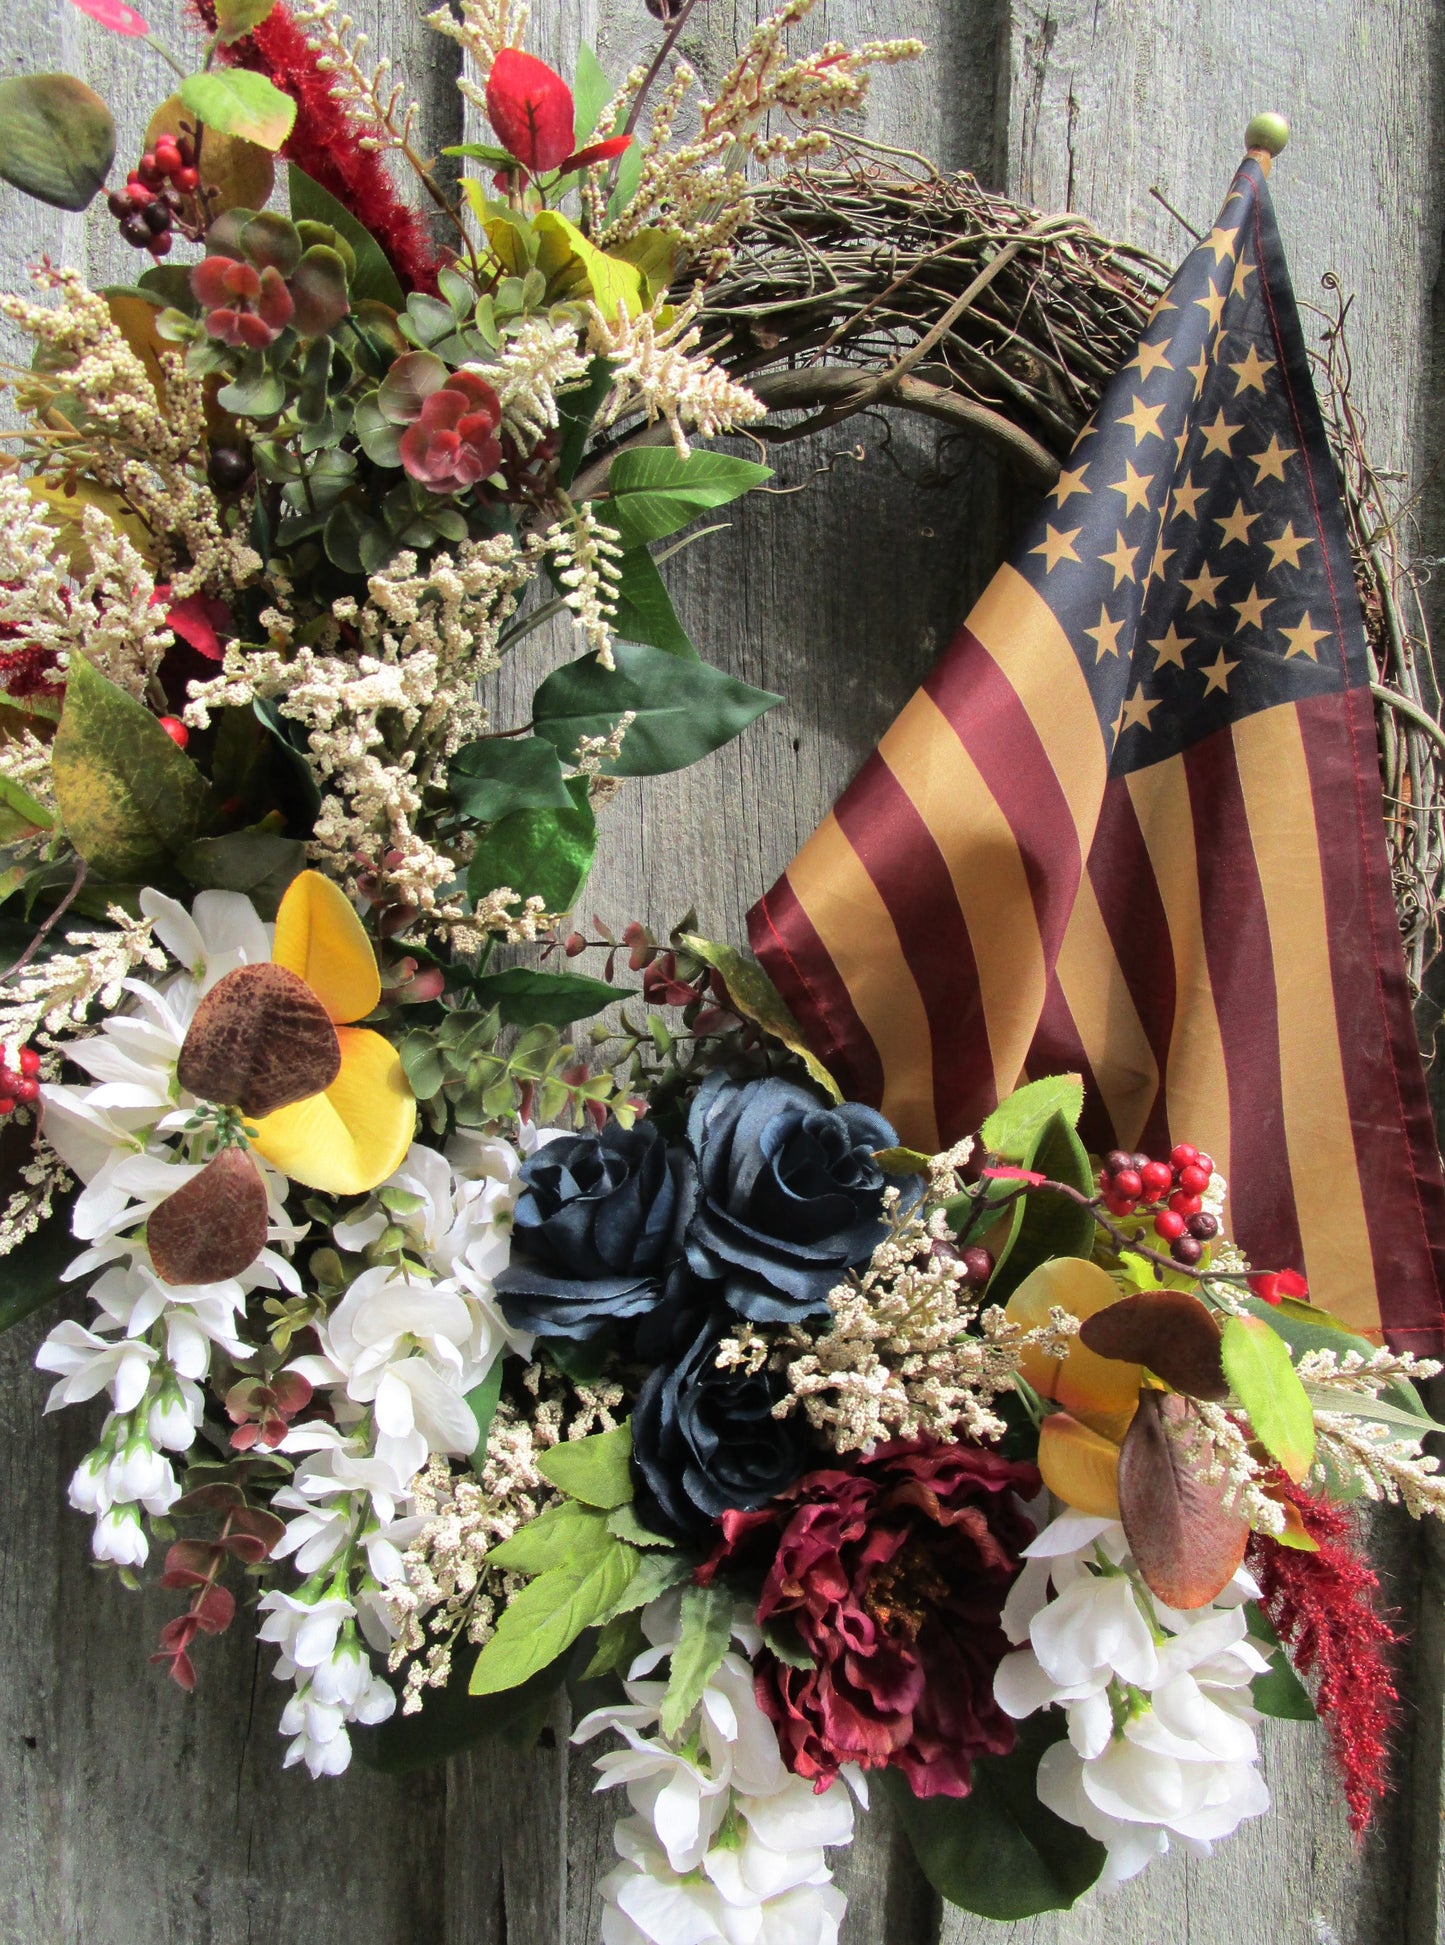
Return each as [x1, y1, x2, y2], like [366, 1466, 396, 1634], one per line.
[748, 158, 1445, 1351]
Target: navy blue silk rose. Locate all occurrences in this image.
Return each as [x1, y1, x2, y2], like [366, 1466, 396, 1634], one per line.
[494, 1120, 689, 1339]
[684, 1070, 909, 1321]
[631, 1302, 809, 1541]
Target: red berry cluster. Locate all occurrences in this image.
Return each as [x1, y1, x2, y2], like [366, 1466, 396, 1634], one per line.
[0, 1045, 43, 1116]
[107, 133, 202, 258]
[1098, 1142, 1219, 1267]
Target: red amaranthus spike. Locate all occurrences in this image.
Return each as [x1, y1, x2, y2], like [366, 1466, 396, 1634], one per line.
[1246, 1480, 1401, 1835]
[188, 0, 439, 294]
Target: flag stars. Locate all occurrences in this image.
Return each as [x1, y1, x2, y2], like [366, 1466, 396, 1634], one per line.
[1117, 395, 1167, 445]
[1030, 524, 1083, 571]
[1170, 474, 1206, 522]
[1099, 530, 1142, 587]
[1215, 499, 1261, 548]
[1251, 434, 1297, 483]
[1085, 604, 1126, 662]
[1128, 338, 1175, 379]
[1201, 649, 1239, 694]
[1265, 520, 1315, 570]
[1280, 613, 1330, 661]
[1109, 460, 1155, 515]
[1204, 223, 1241, 264]
[1188, 349, 1209, 398]
[1050, 462, 1091, 508]
[1195, 279, 1228, 330]
[1116, 685, 1162, 736]
[1228, 344, 1275, 394]
[1229, 255, 1257, 300]
[1146, 533, 1177, 585]
[1231, 583, 1276, 630]
[1149, 622, 1192, 670]
[1199, 408, 1243, 457]
[1180, 562, 1227, 609]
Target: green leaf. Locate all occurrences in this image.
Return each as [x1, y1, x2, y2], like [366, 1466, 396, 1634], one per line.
[215, 0, 278, 40]
[599, 449, 772, 551]
[573, 43, 611, 148]
[678, 932, 841, 1101]
[175, 831, 305, 917]
[532, 641, 778, 779]
[600, 1548, 692, 1619]
[181, 69, 296, 151]
[987, 1112, 1097, 1299]
[287, 163, 405, 310]
[1301, 1383, 1445, 1438]
[0, 74, 115, 212]
[0, 772, 54, 840]
[614, 547, 697, 658]
[659, 1581, 735, 1737]
[489, 1500, 612, 1575]
[0, 1188, 79, 1333]
[1244, 1603, 1317, 1719]
[1221, 1314, 1316, 1483]
[51, 657, 210, 879]
[467, 774, 596, 915]
[465, 1358, 505, 1453]
[607, 1502, 676, 1549]
[608, 134, 644, 221]
[1240, 1296, 1432, 1423]
[883, 1715, 1106, 1920]
[537, 1420, 634, 1509]
[470, 1534, 638, 1695]
[582, 1608, 644, 1680]
[761, 1615, 816, 1670]
[450, 737, 571, 824]
[556, 357, 616, 488]
[981, 1075, 1085, 1161]
[873, 1145, 932, 1176]
[469, 968, 631, 1030]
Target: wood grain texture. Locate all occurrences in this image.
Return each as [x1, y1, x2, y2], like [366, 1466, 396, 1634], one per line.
[1, 0, 1441, 1939]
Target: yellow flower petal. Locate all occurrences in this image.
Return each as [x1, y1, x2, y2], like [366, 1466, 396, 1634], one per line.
[250, 1026, 415, 1195]
[272, 870, 380, 1026]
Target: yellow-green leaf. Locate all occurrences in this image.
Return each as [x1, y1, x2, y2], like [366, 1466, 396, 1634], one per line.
[469, 1534, 638, 1695]
[180, 69, 296, 152]
[51, 656, 210, 878]
[533, 210, 643, 320]
[536, 1420, 634, 1508]
[679, 932, 842, 1102]
[1221, 1314, 1315, 1483]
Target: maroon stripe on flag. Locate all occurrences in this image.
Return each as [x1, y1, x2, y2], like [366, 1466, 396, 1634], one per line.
[1298, 686, 1445, 1349]
[831, 752, 997, 1133]
[1182, 728, 1305, 1270]
[1028, 980, 1111, 1157]
[747, 875, 885, 1110]
[923, 632, 1084, 961]
[1084, 778, 1175, 1156]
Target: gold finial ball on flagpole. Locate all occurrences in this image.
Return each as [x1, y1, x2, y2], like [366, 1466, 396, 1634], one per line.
[1245, 112, 1290, 157]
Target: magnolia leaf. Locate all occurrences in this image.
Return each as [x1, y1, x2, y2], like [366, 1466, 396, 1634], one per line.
[598, 448, 772, 551]
[288, 164, 405, 310]
[51, 655, 210, 878]
[678, 932, 841, 1101]
[468, 968, 631, 1031]
[1005, 1256, 1142, 1434]
[176, 831, 307, 917]
[537, 1420, 634, 1508]
[1037, 1411, 1122, 1520]
[464, 1358, 505, 1452]
[469, 1535, 638, 1695]
[601, 1549, 692, 1619]
[146, 95, 273, 214]
[1221, 1314, 1315, 1483]
[613, 546, 697, 658]
[659, 1581, 734, 1738]
[987, 1111, 1096, 1298]
[0, 73, 115, 211]
[467, 774, 596, 915]
[531, 641, 779, 779]
[450, 736, 571, 824]
[488, 1500, 610, 1576]
[981, 1075, 1085, 1161]
[1079, 1290, 1228, 1401]
[883, 1715, 1105, 1920]
[176, 962, 341, 1116]
[147, 1147, 269, 1285]
[1117, 1389, 1249, 1608]
[180, 69, 296, 152]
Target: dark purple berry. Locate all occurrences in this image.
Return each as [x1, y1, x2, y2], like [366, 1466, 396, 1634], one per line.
[1129, 1152, 1151, 1174]
[1186, 1212, 1219, 1242]
[149, 232, 173, 257]
[120, 213, 152, 248]
[960, 1245, 995, 1288]
[207, 446, 253, 492]
[142, 200, 172, 234]
[1103, 1149, 1132, 1178]
[1171, 1235, 1203, 1267]
[107, 190, 131, 219]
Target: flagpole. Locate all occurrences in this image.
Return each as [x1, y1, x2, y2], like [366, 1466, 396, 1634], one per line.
[1244, 111, 1290, 176]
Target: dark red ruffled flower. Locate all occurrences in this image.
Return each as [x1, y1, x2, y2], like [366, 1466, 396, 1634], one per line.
[192, 254, 295, 349]
[397, 369, 504, 495]
[703, 1437, 1038, 1797]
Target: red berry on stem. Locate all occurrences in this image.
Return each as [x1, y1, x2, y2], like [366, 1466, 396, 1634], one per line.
[0, 1098, 16, 1117]
[18, 1048, 41, 1078]
[1140, 1160, 1173, 1197]
[173, 165, 199, 194]
[1103, 1149, 1133, 1178]
[157, 715, 188, 748]
[149, 233, 173, 257]
[1169, 1191, 1203, 1218]
[138, 153, 161, 186]
[1195, 1152, 1215, 1177]
[1111, 1167, 1143, 1200]
[1177, 1163, 1210, 1196]
[0, 1066, 21, 1094]
[1154, 1209, 1186, 1241]
[1103, 1193, 1138, 1218]
[155, 137, 182, 172]
[960, 1245, 995, 1288]
[15, 1078, 39, 1105]
[1170, 1142, 1199, 1170]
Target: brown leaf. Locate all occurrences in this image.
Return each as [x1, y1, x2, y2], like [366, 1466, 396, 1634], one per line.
[177, 961, 340, 1116]
[1116, 1389, 1249, 1609]
[147, 1147, 270, 1286]
[1078, 1290, 1229, 1401]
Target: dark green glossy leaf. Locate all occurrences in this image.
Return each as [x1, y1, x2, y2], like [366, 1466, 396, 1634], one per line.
[176, 831, 306, 917]
[614, 547, 697, 658]
[450, 737, 571, 824]
[467, 775, 596, 915]
[988, 1112, 1097, 1299]
[556, 356, 615, 488]
[464, 1357, 505, 1453]
[469, 967, 631, 1030]
[0, 74, 115, 212]
[598, 449, 772, 550]
[532, 641, 778, 778]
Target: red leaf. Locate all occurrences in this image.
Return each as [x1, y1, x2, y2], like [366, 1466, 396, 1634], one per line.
[157, 1614, 200, 1652]
[172, 1482, 246, 1516]
[558, 134, 634, 173]
[1248, 1269, 1309, 1306]
[163, 1539, 225, 1580]
[148, 1147, 271, 1287]
[1078, 1290, 1229, 1401]
[485, 48, 575, 175]
[270, 1369, 313, 1413]
[67, 0, 149, 34]
[1116, 1389, 1249, 1608]
[165, 594, 233, 661]
[982, 1165, 1047, 1185]
[194, 1584, 237, 1635]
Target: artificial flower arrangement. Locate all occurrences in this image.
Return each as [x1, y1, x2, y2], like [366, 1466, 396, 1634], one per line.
[0, 0, 1442, 1936]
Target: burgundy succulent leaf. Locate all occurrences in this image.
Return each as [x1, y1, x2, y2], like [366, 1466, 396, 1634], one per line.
[192, 255, 296, 349]
[704, 1437, 1039, 1798]
[226, 1371, 314, 1451]
[397, 370, 504, 495]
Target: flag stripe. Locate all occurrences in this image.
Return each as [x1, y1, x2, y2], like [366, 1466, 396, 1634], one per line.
[748, 873, 885, 1110]
[782, 812, 940, 1148]
[1124, 756, 1234, 1193]
[1231, 705, 1378, 1333]
[1027, 970, 1112, 1158]
[1052, 871, 1161, 1151]
[831, 753, 996, 1132]
[1298, 687, 1445, 1343]
[1182, 728, 1304, 1270]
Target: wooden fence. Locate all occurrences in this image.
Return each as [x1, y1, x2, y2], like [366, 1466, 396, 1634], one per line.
[1, 1, 1442, 1939]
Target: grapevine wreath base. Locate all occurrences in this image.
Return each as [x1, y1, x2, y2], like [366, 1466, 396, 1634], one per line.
[0, 0, 1440, 1936]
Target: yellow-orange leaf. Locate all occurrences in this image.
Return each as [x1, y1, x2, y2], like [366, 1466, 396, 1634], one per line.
[1006, 1257, 1142, 1431]
[1038, 1411, 1122, 1519]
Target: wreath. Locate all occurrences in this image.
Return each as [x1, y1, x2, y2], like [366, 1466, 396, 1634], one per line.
[0, 0, 1440, 1933]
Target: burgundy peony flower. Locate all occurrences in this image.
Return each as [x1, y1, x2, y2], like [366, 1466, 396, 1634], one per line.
[703, 1437, 1039, 1798]
[398, 369, 504, 494]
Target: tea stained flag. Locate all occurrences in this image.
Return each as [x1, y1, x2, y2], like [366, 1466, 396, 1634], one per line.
[749, 158, 1445, 1351]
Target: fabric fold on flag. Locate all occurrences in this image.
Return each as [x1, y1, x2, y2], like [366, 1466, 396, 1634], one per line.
[749, 158, 1445, 1350]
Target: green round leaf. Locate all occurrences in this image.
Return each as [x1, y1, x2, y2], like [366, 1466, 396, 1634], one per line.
[0, 73, 116, 211]
[180, 68, 297, 152]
